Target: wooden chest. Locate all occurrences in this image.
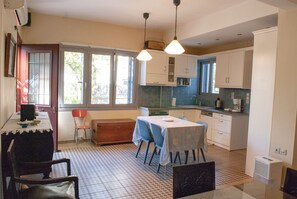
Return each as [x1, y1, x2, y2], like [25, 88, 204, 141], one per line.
[92, 119, 135, 145]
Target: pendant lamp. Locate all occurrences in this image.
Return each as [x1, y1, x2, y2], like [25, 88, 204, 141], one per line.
[165, 0, 185, 55]
[137, 13, 152, 61]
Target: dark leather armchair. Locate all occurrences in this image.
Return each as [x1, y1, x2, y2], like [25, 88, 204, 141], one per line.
[7, 139, 79, 199]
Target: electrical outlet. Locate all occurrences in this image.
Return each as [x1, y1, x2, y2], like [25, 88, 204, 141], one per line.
[274, 148, 280, 154]
[281, 149, 287, 156]
[246, 93, 250, 104]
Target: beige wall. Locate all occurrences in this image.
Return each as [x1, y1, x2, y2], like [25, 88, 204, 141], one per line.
[22, 13, 163, 51]
[1, 5, 18, 127]
[1, 3, 20, 199]
[21, 13, 164, 141]
[270, 8, 297, 166]
[59, 110, 141, 141]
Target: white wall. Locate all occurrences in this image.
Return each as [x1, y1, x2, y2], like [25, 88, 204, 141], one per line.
[164, 0, 278, 44]
[269, 8, 297, 165]
[58, 110, 141, 141]
[245, 27, 278, 176]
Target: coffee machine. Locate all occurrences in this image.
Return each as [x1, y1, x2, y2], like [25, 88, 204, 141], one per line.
[232, 98, 242, 112]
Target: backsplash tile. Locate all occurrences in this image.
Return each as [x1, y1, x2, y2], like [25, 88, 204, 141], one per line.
[138, 82, 250, 113]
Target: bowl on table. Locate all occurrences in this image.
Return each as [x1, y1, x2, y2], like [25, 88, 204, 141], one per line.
[17, 121, 33, 128]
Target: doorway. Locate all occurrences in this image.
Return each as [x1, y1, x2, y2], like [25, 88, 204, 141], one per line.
[17, 44, 59, 151]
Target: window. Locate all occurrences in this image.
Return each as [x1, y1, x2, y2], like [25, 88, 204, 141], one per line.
[59, 46, 137, 109]
[199, 58, 219, 94]
[28, 52, 51, 105]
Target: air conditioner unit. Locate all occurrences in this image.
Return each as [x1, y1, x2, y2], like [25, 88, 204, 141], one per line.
[4, 0, 28, 26]
[254, 156, 282, 187]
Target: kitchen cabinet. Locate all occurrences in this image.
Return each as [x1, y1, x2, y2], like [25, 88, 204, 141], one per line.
[175, 55, 197, 78]
[212, 113, 249, 151]
[169, 109, 201, 122]
[139, 50, 176, 86]
[215, 50, 253, 89]
[199, 114, 213, 144]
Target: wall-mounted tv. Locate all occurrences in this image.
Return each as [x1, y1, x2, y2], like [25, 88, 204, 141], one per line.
[4, 33, 16, 77]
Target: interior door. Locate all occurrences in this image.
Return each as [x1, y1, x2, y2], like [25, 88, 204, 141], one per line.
[17, 44, 59, 151]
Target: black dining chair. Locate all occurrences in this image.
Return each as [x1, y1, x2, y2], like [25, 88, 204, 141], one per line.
[7, 139, 79, 199]
[283, 167, 297, 197]
[173, 161, 215, 198]
[135, 120, 154, 164]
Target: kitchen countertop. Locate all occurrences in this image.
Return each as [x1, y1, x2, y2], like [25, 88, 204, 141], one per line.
[139, 105, 249, 116]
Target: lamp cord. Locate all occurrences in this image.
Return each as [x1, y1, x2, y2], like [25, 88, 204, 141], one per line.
[144, 18, 147, 48]
[174, 4, 177, 39]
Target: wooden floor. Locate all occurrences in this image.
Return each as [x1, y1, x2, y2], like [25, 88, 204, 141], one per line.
[52, 141, 252, 199]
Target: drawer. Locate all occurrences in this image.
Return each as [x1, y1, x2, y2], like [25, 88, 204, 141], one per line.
[213, 118, 231, 133]
[213, 113, 232, 121]
[212, 130, 230, 146]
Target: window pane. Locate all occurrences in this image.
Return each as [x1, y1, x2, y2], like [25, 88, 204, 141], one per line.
[199, 59, 219, 94]
[91, 54, 111, 104]
[210, 63, 220, 94]
[115, 55, 135, 104]
[28, 52, 51, 105]
[63, 51, 84, 104]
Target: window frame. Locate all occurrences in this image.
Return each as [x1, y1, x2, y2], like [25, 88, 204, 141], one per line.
[59, 45, 138, 110]
[198, 58, 219, 95]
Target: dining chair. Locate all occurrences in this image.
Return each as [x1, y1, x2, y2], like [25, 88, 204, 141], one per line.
[7, 139, 79, 199]
[173, 161, 215, 198]
[135, 120, 154, 164]
[149, 123, 181, 172]
[283, 167, 297, 197]
[72, 109, 91, 143]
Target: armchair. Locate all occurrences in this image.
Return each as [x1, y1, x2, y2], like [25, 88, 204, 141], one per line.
[7, 139, 79, 199]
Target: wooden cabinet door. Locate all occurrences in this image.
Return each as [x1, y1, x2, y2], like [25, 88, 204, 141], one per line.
[215, 53, 229, 87]
[146, 50, 168, 75]
[187, 56, 198, 77]
[175, 55, 188, 77]
[200, 115, 213, 141]
[228, 51, 245, 88]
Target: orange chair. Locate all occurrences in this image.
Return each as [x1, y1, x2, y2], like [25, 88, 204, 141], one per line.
[72, 109, 91, 143]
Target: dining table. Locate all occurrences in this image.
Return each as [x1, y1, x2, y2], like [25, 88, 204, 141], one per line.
[179, 180, 297, 199]
[132, 115, 206, 166]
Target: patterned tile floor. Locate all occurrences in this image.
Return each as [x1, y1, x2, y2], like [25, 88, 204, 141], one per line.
[52, 141, 251, 199]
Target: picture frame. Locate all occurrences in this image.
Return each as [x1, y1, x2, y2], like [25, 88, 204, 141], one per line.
[4, 33, 16, 77]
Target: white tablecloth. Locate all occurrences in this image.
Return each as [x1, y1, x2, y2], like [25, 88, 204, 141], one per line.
[132, 116, 206, 165]
[1, 112, 52, 134]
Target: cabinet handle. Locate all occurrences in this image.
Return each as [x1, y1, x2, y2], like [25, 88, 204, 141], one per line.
[218, 131, 223, 135]
[164, 66, 167, 72]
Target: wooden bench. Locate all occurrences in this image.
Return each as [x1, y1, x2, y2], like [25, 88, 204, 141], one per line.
[91, 119, 135, 145]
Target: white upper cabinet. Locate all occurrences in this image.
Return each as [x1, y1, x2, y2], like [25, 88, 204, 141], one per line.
[175, 55, 197, 78]
[145, 50, 168, 75]
[139, 50, 176, 86]
[215, 50, 253, 89]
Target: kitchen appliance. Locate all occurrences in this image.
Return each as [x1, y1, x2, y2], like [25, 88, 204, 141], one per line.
[232, 98, 242, 112]
[215, 98, 222, 109]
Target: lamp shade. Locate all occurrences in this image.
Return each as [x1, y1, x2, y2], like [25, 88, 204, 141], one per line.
[164, 39, 185, 55]
[137, 49, 152, 61]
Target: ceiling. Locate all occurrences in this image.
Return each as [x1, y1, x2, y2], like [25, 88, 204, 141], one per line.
[26, 0, 279, 48]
